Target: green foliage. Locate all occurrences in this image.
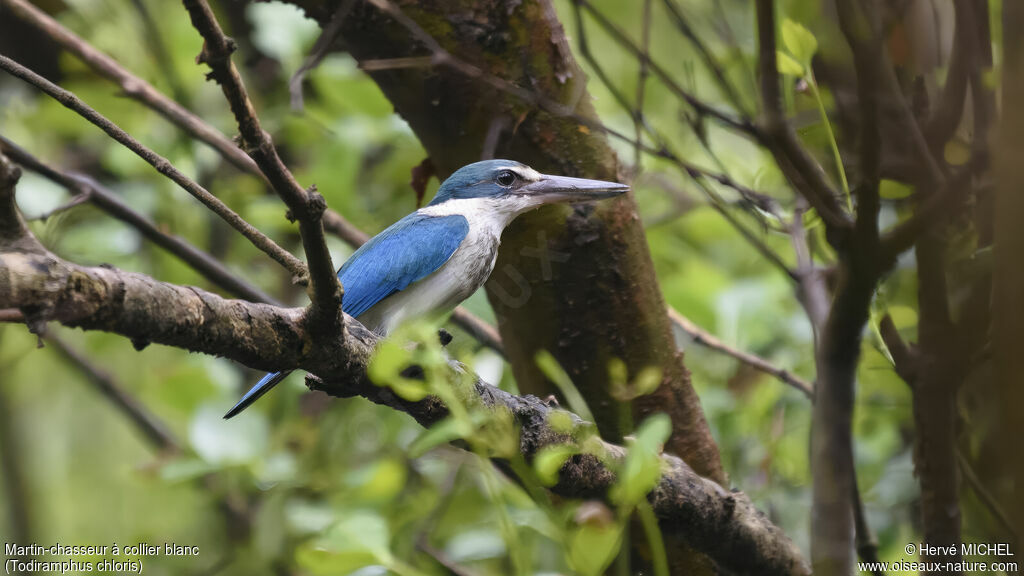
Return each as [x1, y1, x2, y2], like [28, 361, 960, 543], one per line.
[0, 0, 935, 572]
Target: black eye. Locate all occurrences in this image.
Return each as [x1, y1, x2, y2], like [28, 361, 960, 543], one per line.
[496, 170, 517, 187]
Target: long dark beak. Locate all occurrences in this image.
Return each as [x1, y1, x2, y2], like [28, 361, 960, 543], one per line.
[522, 174, 629, 204]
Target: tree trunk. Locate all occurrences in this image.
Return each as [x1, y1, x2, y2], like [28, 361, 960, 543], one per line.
[994, 0, 1024, 555]
[289, 0, 725, 484]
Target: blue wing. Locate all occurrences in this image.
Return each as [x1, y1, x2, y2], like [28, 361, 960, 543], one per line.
[225, 212, 468, 419]
[338, 213, 469, 318]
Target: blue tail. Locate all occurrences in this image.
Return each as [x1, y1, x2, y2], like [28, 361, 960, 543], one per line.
[224, 371, 292, 419]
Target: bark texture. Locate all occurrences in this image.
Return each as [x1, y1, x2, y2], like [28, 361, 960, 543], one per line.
[287, 0, 725, 485]
[0, 156, 806, 573]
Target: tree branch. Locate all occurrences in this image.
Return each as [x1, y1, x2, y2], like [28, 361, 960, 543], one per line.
[574, 0, 757, 136]
[754, 0, 853, 236]
[181, 0, 341, 333]
[309, 370, 810, 576]
[0, 0, 502, 353]
[0, 168, 807, 573]
[0, 136, 277, 305]
[667, 307, 813, 398]
[4, 0, 370, 248]
[0, 53, 307, 282]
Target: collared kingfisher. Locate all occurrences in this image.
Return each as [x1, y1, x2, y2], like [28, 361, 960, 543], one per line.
[224, 159, 628, 419]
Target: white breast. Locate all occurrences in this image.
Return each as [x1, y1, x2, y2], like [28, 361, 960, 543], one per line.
[355, 196, 536, 336]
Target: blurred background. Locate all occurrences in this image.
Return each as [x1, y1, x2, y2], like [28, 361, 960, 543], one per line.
[0, 0, 1011, 574]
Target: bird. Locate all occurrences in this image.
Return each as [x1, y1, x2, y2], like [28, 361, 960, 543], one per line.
[224, 159, 628, 419]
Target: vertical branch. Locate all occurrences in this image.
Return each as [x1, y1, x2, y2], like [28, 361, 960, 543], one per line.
[633, 0, 652, 171]
[180, 0, 342, 332]
[0, 0, 502, 354]
[912, 211, 966, 572]
[754, 0, 852, 236]
[758, 0, 893, 571]
[992, 0, 1024, 556]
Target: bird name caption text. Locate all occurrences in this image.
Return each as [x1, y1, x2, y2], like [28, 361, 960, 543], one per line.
[4, 542, 200, 574]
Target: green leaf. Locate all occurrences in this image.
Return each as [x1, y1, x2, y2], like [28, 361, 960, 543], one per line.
[634, 413, 672, 454]
[781, 18, 818, 67]
[368, 338, 429, 400]
[944, 138, 971, 166]
[776, 51, 805, 76]
[346, 458, 408, 501]
[534, 445, 576, 486]
[880, 179, 914, 199]
[632, 367, 663, 398]
[548, 409, 575, 434]
[611, 414, 671, 506]
[296, 510, 392, 575]
[535, 350, 595, 424]
[887, 305, 918, 329]
[368, 338, 410, 383]
[408, 416, 471, 458]
[568, 523, 622, 576]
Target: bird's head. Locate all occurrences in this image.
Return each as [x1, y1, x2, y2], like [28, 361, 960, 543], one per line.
[427, 160, 629, 208]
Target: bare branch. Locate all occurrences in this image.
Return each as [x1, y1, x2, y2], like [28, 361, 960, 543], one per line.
[878, 314, 917, 386]
[956, 447, 1018, 541]
[574, 0, 757, 136]
[878, 164, 981, 261]
[0, 180, 806, 574]
[0, 137, 277, 305]
[0, 0, 369, 250]
[0, 53, 307, 282]
[181, 0, 341, 332]
[289, 0, 356, 111]
[308, 366, 810, 576]
[0, 309, 25, 323]
[1, 0, 500, 354]
[835, 0, 883, 251]
[668, 307, 813, 398]
[449, 308, 504, 356]
[661, 0, 748, 117]
[754, 0, 853, 235]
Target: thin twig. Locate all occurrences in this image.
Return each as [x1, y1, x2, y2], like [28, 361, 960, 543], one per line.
[129, 0, 189, 104]
[852, 473, 884, 575]
[574, 0, 757, 136]
[956, 447, 1018, 540]
[661, 0, 748, 117]
[182, 0, 341, 328]
[634, 0, 652, 171]
[0, 136, 278, 305]
[572, 0, 793, 278]
[364, 0, 772, 220]
[668, 307, 813, 398]
[878, 314, 916, 386]
[0, 54, 307, 281]
[26, 190, 92, 222]
[2, 0, 500, 354]
[754, 0, 853, 235]
[878, 164, 980, 261]
[0, 0, 369, 249]
[289, 0, 357, 111]
[0, 309, 25, 323]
